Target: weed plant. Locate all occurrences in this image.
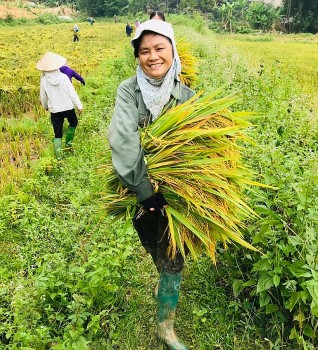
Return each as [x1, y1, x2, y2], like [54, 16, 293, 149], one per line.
[1, 20, 318, 350]
[182, 27, 318, 348]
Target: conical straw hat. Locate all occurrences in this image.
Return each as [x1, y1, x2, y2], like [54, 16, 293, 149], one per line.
[36, 52, 67, 71]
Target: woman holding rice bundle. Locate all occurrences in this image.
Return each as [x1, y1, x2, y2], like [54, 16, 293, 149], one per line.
[107, 20, 194, 349]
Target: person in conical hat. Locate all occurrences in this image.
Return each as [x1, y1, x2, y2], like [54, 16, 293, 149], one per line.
[37, 52, 86, 85]
[36, 52, 67, 71]
[107, 19, 195, 350]
[36, 52, 83, 160]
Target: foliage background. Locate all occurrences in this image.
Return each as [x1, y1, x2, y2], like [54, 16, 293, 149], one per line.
[1, 0, 318, 33]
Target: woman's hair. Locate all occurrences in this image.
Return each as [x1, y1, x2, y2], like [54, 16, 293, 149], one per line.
[132, 30, 172, 58]
[149, 11, 165, 21]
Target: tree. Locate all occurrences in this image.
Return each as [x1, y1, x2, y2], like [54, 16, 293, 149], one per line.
[283, 0, 318, 33]
[218, 1, 236, 33]
[235, 0, 249, 22]
[76, 0, 95, 15]
[104, 0, 128, 16]
[180, 0, 197, 14]
[247, 2, 281, 31]
[197, 0, 216, 14]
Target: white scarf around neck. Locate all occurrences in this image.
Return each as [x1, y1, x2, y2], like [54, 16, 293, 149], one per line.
[137, 60, 177, 121]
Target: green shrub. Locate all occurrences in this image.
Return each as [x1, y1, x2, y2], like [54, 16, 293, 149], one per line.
[4, 14, 14, 23]
[0, 191, 136, 347]
[193, 32, 318, 347]
[36, 13, 62, 25]
[170, 12, 208, 34]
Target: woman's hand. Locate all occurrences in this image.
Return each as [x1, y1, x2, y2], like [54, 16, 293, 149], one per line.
[139, 192, 168, 213]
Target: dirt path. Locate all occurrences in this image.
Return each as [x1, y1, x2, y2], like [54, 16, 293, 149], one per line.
[0, 4, 76, 19]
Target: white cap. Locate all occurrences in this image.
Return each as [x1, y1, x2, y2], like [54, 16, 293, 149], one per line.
[131, 19, 175, 48]
[130, 19, 181, 78]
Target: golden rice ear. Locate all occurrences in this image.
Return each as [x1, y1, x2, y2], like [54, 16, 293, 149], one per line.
[99, 90, 267, 262]
[177, 39, 198, 88]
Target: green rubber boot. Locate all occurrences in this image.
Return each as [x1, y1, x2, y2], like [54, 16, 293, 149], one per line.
[53, 138, 63, 160]
[65, 126, 76, 148]
[157, 271, 188, 350]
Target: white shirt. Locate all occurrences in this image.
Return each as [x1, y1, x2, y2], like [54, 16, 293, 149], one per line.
[40, 70, 83, 113]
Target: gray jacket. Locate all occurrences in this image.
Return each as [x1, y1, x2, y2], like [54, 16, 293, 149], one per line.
[107, 75, 195, 202]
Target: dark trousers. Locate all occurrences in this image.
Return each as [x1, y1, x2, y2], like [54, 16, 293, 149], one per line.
[132, 210, 185, 274]
[73, 34, 79, 42]
[51, 109, 78, 138]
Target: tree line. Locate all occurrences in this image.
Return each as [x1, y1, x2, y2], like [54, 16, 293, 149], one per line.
[38, 1, 318, 37]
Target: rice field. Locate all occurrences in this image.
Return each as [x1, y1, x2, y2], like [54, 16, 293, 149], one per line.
[1, 20, 318, 349]
[2, 24, 317, 195]
[218, 32, 318, 95]
[0, 21, 126, 193]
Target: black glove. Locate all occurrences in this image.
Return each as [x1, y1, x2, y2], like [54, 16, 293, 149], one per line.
[139, 192, 167, 213]
[81, 80, 86, 86]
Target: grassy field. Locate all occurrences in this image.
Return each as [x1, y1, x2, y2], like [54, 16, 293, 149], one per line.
[217, 32, 318, 95]
[0, 19, 318, 349]
[0, 21, 127, 194]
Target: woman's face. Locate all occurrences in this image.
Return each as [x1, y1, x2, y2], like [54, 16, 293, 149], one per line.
[138, 33, 173, 79]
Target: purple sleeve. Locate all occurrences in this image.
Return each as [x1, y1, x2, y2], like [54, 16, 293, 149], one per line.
[59, 65, 84, 83]
[71, 69, 84, 83]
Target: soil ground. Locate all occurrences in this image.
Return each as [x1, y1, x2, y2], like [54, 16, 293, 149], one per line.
[0, 3, 75, 19]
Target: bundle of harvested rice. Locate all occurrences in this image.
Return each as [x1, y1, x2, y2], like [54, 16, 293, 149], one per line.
[99, 90, 264, 263]
[177, 39, 198, 88]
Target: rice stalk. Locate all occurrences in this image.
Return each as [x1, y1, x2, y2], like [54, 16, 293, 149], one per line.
[177, 39, 198, 88]
[99, 90, 267, 262]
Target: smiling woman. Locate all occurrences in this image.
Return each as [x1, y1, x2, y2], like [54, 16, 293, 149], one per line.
[107, 19, 194, 350]
[137, 32, 173, 79]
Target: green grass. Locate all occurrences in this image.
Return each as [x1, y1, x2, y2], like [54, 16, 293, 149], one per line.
[212, 32, 318, 95]
[1, 22, 318, 349]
